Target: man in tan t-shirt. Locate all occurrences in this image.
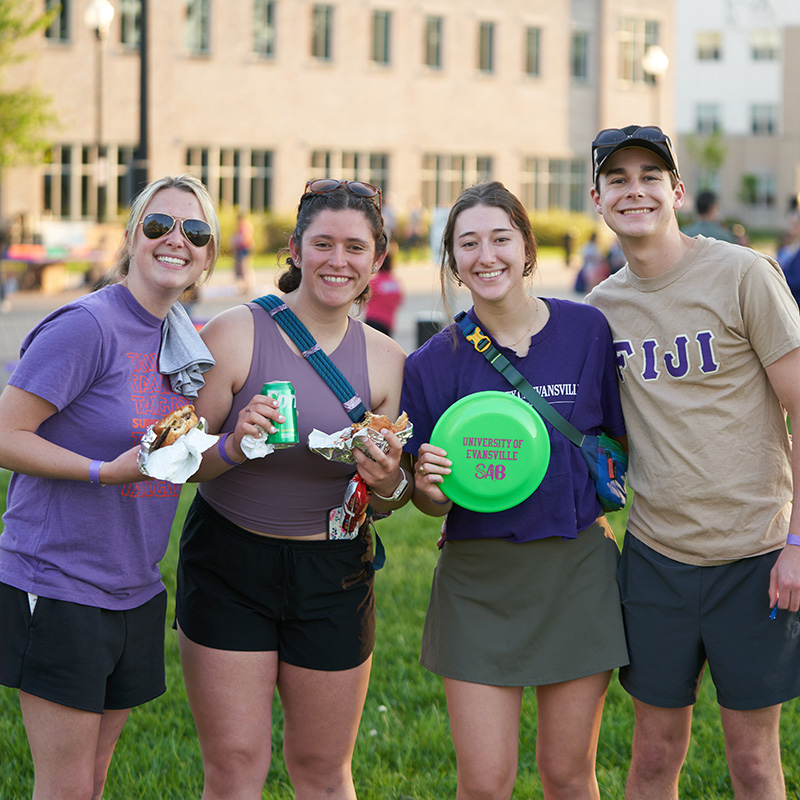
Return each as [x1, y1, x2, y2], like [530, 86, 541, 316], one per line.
[586, 125, 800, 800]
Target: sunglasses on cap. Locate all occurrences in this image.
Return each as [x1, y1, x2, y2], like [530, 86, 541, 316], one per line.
[303, 179, 382, 213]
[592, 125, 679, 181]
[140, 213, 214, 248]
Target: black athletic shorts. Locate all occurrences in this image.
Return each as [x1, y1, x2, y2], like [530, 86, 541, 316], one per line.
[176, 493, 376, 671]
[618, 534, 800, 711]
[0, 582, 167, 713]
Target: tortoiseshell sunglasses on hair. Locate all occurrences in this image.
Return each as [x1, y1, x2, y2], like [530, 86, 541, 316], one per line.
[302, 179, 382, 213]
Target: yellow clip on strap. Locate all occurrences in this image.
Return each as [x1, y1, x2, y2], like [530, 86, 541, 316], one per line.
[465, 325, 492, 353]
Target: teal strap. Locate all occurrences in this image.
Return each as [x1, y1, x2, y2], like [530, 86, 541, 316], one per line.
[253, 295, 367, 422]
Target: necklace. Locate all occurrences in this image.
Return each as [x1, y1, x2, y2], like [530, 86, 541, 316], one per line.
[496, 299, 539, 351]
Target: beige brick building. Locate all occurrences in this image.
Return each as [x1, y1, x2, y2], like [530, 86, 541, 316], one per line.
[2, 0, 675, 231]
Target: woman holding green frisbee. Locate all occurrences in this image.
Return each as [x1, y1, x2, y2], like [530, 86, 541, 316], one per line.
[401, 181, 628, 800]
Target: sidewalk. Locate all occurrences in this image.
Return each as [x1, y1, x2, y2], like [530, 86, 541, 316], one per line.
[0, 255, 580, 392]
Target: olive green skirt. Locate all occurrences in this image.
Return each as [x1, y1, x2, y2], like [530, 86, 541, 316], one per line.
[420, 518, 629, 686]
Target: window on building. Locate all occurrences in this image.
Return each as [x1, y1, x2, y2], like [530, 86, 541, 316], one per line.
[186, 0, 211, 54]
[619, 18, 659, 83]
[524, 27, 541, 77]
[740, 171, 775, 207]
[219, 149, 242, 207]
[571, 31, 589, 81]
[697, 31, 723, 61]
[43, 146, 73, 218]
[751, 103, 777, 135]
[371, 10, 391, 65]
[44, 0, 70, 42]
[117, 146, 136, 210]
[250, 150, 274, 212]
[424, 16, 443, 69]
[186, 147, 210, 189]
[478, 22, 495, 74]
[421, 154, 493, 207]
[750, 29, 779, 61]
[520, 157, 586, 212]
[254, 0, 277, 58]
[119, 0, 141, 47]
[696, 103, 722, 135]
[312, 4, 333, 60]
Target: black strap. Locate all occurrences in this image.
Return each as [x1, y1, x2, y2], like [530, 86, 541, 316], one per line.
[454, 311, 586, 447]
[253, 295, 367, 422]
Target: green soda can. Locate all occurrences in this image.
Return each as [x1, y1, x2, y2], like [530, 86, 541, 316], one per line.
[261, 381, 299, 448]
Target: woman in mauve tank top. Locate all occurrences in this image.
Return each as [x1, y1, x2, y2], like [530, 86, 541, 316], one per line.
[176, 180, 411, 799]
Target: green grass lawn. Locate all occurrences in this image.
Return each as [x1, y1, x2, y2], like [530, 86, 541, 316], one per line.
[1, 472, 799, 798]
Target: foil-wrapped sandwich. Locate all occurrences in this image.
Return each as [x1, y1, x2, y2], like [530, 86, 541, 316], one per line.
[309, 411, 413, 465]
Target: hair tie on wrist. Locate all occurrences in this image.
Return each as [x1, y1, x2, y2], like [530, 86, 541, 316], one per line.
[787, 533, 800, 547]
[89, 460, 105, 486]
[431, 496, 451, 505]
[217, 432, 242, 467]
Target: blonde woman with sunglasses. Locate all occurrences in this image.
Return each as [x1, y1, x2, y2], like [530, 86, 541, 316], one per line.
[175, 180, 409, 799]
[0, 174, 218, 798]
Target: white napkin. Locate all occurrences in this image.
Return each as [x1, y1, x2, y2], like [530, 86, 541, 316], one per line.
[240, 426, 276, 459]
[140, 427, 218, 483]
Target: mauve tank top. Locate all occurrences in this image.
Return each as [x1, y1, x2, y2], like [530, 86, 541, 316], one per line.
[199, 302, 372, 536]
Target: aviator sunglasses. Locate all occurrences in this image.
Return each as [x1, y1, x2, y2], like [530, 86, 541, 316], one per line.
[140, 213, 213, 248]
[303, 179, 383, 213]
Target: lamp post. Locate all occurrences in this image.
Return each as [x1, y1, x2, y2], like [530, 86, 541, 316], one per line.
[84, 0, 115, 223]
[641, 44, 669, 126]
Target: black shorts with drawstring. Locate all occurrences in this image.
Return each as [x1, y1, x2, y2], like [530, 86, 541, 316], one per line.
[176, 493, 375, 671]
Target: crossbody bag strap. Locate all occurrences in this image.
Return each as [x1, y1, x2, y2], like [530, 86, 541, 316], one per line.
[253, 295, 367, 422]
[454, 311, 586, 447]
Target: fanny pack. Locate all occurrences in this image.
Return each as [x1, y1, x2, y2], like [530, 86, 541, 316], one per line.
[253, 295, 385, 566]
[455, 311, 628, 513]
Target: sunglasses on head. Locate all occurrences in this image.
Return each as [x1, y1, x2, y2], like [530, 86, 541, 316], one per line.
[302, 179, 382, 213]
[140, 213, 213, 248]
[593, 125, 669, 148]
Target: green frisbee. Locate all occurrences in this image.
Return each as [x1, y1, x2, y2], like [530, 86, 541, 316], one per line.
[429, 391, 551, 512]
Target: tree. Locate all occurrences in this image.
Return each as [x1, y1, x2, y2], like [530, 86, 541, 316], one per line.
[686, 129, 728, 191]
[0, 0, 56, 170]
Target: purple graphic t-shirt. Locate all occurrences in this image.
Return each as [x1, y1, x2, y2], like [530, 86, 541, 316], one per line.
[401, 298, 625, 543]
[1, 284, 186, 609]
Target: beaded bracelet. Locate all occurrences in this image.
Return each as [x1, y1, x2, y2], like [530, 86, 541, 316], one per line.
[217, 432, 243, 467]
[786, 533, 800, 547]
[88, 460, 105, 486]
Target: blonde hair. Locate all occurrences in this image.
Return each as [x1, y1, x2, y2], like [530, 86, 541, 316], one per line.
[109, 173, 220, 285]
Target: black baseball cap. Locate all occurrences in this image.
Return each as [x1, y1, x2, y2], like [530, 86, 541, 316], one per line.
[592, 125, 680, 183]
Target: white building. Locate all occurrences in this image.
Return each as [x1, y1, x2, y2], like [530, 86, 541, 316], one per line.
[675, 0, 800, 231]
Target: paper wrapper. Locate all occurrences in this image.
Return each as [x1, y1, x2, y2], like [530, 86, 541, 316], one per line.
[309, 420, 414, 465]
[138, 418, 217, 483]
[240, 426, 276, 459]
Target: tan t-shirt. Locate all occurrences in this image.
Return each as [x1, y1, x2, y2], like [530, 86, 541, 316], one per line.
[587, 236, 800, 565]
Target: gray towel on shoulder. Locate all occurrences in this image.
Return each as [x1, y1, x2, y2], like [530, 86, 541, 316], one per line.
[159, 303, 215, 399]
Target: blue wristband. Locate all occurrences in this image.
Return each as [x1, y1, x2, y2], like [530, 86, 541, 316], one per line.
[787, 533, 800, 547]
[88, 460, 105, 486]
[217, 432, 242, 467]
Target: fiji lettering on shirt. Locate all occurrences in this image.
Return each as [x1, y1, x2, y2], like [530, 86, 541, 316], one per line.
[612, 331, 721, 382]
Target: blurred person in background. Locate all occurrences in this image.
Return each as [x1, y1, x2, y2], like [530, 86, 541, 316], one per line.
[365, 240, 404, 338]
[680, 190, 736, 243]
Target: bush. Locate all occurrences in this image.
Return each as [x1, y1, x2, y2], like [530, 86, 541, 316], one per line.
[528, 209, 599, 248]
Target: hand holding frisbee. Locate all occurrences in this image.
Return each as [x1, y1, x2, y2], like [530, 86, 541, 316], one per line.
[428, 391, 551, 512]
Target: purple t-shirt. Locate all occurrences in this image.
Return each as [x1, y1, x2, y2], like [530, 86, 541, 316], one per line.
[401, 298, 625, 543]
[0, 284, 186, 609]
